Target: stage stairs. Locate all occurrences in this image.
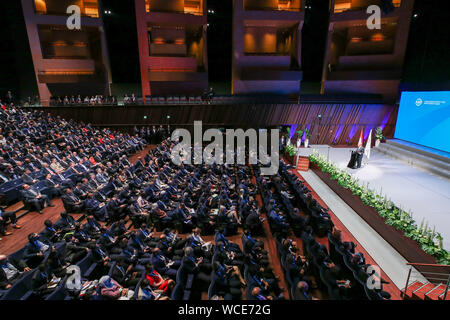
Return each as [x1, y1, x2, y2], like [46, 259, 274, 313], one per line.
[374, 139, 450, 180]
[401, 263, 450, 300]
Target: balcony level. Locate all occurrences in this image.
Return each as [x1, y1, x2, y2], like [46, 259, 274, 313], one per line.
[34, 0, 99, 18]
[333, 0, 402, 14]
[145, 0, 204, 16]
[147, 24, 205, 62]
[328, 23, 399, 71]
[240, 67, 302, 81]
[243, 0, 302, 12]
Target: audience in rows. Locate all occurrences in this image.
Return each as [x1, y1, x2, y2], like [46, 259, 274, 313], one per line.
[0, 102, 389, 300]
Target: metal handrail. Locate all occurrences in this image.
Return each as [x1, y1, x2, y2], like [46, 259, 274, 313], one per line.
[407, 262, 450, 268]
[414, 272, 450, 276]
[403, 264, 450, 300]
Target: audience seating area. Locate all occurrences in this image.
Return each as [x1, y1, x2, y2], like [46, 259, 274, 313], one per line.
[0, 104, 392, 300]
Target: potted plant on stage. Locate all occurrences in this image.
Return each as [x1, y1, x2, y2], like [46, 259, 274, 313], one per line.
[286, 127, 292, 146]
[296, 129, 303, 149]
[303, 129, 311, 148]
[284, 144, 297, 164]
[375, 127, 384, 147]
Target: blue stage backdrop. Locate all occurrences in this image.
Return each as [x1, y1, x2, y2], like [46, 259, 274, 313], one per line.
[395, 91, 450, 153]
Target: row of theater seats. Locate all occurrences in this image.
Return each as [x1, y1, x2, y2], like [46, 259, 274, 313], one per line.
[145, 95, 205, 105]
[0, 215, 87, 300]
[279, 164, 390, 299]
[0, 159, 144, 213]
[144, 95, 293, 105]
[0, 170, 72, 206]
[257, 161, 390, 300]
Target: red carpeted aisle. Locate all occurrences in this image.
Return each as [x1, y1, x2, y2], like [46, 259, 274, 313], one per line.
[291, 169, 402, 300]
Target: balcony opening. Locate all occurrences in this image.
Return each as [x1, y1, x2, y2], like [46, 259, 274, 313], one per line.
[328, 22, 398, 70]
[333, 0, 401, 14]
[243, 24, 298, 57]
[147, 24, 205, 70]
[38, 25, 104, 60]
[145, 0, 203, 16]
[34, 0, 99, 18]
[244, 0, 301, 12]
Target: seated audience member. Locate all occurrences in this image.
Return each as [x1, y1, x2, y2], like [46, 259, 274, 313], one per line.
[0, 208, 21, 237]
[61, 187, 85, 213]
[23, 233, 51, 268]
[151, 247, 180, 280]
[323, 265, 351, 299]
[21, 184, 54, 214]
[41, 219, 63, 243]
[181, 247, 211, 292]
[212, 261, 244, 299]
[251, 286, 281, 300]
[293, 281, 318, 300]
[85, 193, 109, 221]
[43, 173, 63, 199]
[0, 254, 31, 290]
[64, 237, 89, 264]
[55, 212, 77, 234]
[97, 275, 134, 300]
[145, 264, 175, 293]
[31, 262, 60, 298]
[137, 278, 170, 300]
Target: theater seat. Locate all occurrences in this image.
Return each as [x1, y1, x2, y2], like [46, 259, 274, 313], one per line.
[170, 283, 184, 300]
[0, 270, 34, 300]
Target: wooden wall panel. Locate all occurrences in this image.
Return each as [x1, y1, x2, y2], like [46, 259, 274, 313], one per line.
[25, 103, 397, 145]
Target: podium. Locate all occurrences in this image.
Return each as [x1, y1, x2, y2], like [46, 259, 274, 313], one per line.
[347, 150, 363, 169]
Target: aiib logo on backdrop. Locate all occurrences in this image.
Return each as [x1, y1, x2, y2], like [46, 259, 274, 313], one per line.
[170, 121, 280, 176]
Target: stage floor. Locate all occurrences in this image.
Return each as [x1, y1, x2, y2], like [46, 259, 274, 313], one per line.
[299, 145, 450, 250]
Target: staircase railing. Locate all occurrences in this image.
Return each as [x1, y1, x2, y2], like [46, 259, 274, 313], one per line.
[402, 263, 450, 300]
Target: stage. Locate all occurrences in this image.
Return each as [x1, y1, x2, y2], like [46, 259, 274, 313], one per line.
[298, 144, 450, 251]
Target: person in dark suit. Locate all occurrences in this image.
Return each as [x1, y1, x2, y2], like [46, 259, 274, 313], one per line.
[23, 233, 51, 268]
[251, 286, 273, 300]
[106, 195, 127, 222]
[181, 247, 211, 291]
[0, 208, 21, 237]
[83, 215, 102, 239]
[31, 263, 58, 298]
[0, 254, 31, 290]
[151, 247, 180, 280]
[73, 224, 96, 249]
[41, 220, 61, 243]
[43, 173, 64, 199]
[64, 237, 89, 264]
[55, 211, 77, 234]
[20, 184, 54, 214]
[212, 261, 243, 298]
[84, 193, 108, 221]
[22, 169, 38, 185]
[61, 188, 85, 213]
[292, 281, 316, 300]
[245, 210, 263, 236]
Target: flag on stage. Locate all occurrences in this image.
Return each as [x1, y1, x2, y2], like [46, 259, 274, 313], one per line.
[364, 129, 372, 159]
[357, 129, 364, 147]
